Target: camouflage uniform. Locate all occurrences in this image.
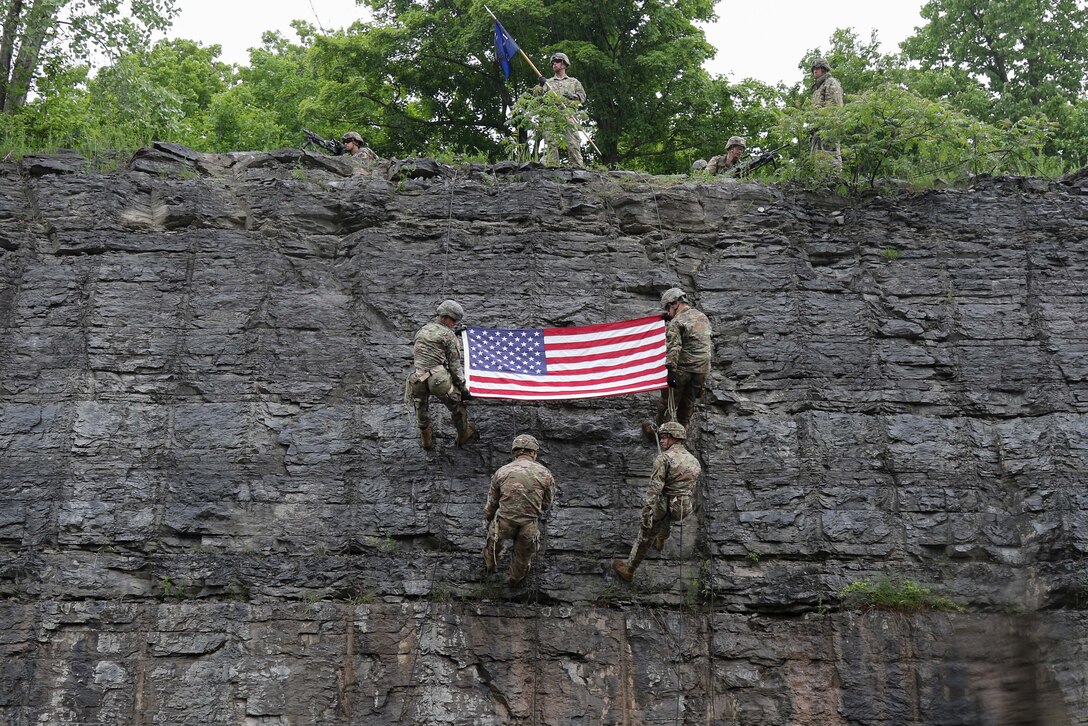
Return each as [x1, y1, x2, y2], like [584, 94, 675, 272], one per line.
[483, 454, 555, 584]
[408, 319, 471, 441]
[706, 136, 746, 176]
[809, 64, 844, 166]
[705, 154, 738, 176]
[657, 305, 713, 427]
[622, 439, 701, 571]
[342, 131, 379, 161]
[350, 146, 378, 161]
[536, 75, 587, 167]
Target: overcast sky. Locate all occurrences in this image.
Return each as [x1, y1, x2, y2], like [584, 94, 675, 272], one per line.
[165, 0, 927, 86]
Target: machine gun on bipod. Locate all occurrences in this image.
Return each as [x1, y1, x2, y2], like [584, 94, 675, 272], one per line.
[725, 144, 789, 178]
[302, 129, 345, 156]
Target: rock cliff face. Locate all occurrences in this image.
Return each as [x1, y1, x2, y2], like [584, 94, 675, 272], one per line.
[2, 145, 1087, 725]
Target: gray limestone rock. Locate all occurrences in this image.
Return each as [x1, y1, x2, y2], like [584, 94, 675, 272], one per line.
[2, 149, 1088, 724]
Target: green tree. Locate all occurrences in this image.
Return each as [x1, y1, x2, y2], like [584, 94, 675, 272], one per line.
[686, 77, 784, 173]
[317, 0, 721, 168]
[0, 63, 92, 149]
[774, 83, 1054, 187]
[82, 39, 232, 148]
[140, 39, 233, 118]
[902, 0, 1088, 114]
[901, 0, 1088, 160]
[0, 0, 178, 112]
[795, 27, 897, 100]
[534, 0, 718, 167]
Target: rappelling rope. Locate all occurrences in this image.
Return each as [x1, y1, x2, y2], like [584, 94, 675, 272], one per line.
[395, 442, 457, 724]
[674, 506, 685, 724]
[639, 173, 673, 278]
[442, 171, 457, 296]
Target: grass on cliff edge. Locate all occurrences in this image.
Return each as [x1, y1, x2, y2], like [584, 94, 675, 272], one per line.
[840, 576, 965, 613]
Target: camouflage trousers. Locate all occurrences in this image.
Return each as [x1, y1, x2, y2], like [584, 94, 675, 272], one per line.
[407, 366, 469, 435]
[656, 370, 706, 428]
[545, 123, 584, 167]
[809, 131, 842, 169]
[484, 517, 541, 583]
[627, 494, 693, 569]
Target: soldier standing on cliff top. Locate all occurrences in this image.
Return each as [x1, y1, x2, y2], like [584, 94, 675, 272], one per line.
[533, 51, 587, 167]
[406, 300, 477, 450]
[613, 421, 700, 582]
[484, 434, 556, 586]
[809, 57, 843, 167]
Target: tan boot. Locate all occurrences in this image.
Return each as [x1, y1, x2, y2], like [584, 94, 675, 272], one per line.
[652, 535, 666, 552]
[612, 558, 634, 583]
[455, 421, 478, 446]
[420, 425, 433, 450]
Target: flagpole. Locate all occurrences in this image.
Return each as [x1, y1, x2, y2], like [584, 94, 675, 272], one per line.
[485, 6, 604, 159]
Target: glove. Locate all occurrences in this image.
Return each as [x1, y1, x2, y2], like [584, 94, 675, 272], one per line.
[460, 387, 474, 401]
[537, 76, 546, 87]
[667, 371, 678, 388]
[662, 312, 672, 322]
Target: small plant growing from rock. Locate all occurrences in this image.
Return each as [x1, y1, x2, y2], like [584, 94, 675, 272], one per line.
[840, 576, 963, 612]
[158, 576, 177, 600]
[881, 247, 901, 260]
[351, 590, 376, 605]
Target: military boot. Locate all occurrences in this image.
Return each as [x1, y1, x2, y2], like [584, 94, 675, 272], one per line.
[455, 421, 478, 446]
[420, 425, 433, 450]
[652, 535, 667, 552]
[612, 558, 635, 583]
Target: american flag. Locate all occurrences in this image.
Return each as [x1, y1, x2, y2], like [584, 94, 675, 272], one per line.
[462, 316, 667, 400]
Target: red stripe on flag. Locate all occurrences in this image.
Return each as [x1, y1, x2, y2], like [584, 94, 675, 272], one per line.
[544, 340, 664, 365]
[541, 315, 663, 337]
[471, 367, 665, 389]
[544, 329, 662, 351]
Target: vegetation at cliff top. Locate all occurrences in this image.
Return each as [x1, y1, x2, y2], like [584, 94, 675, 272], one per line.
[1, 0, 1085, 183]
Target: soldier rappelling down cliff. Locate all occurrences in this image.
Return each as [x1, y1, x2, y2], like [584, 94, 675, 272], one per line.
[644, 287, 713, 438]
[406, 300, 478, 449]
[614, 421, 701, 582]
[484, 434, 556, 587]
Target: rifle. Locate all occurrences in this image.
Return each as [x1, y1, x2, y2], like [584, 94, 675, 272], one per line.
[302, 129, 345, 156]
[725, 144, 789, 178]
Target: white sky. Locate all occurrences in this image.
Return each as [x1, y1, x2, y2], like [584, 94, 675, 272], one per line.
[165, 0, 927, 86]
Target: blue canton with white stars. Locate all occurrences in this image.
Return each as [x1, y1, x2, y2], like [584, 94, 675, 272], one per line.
[466, 327, 547, 374]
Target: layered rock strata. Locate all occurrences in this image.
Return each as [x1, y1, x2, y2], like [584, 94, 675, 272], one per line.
[1, 144, 1087, 724]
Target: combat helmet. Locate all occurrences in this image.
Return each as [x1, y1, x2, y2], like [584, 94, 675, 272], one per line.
[550, 52, 570, 67]
[658, 421, 687, 439]
[811, 57, 831, 71]
[342, 131, 364, 144]
[726, 135, 746, 150]
[661, 287, 687, 308]
[436, 299, 464, 321]
[511, 434, 540, 452]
